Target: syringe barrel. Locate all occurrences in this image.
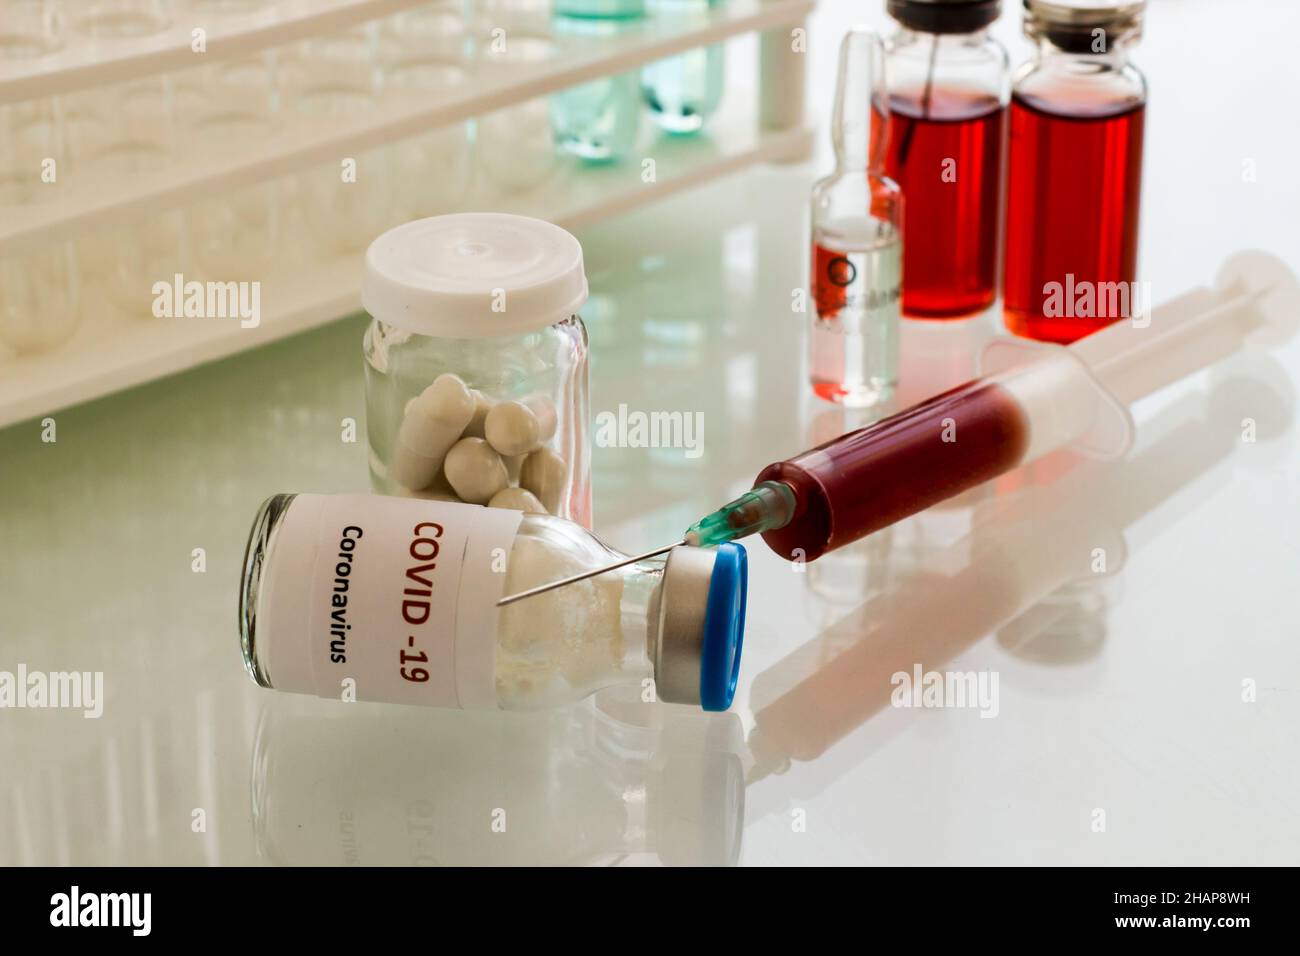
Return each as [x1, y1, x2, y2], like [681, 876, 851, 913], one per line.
[757, 352, 1108, 562]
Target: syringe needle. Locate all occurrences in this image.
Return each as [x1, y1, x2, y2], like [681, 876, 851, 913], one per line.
[496, 540, 687, 607]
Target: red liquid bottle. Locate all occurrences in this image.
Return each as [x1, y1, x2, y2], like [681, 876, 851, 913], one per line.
[883, 0, 1008, 320]
[1002, 0, 1148, 344]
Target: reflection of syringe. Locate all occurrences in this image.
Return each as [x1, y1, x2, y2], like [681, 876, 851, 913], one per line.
[500, 252, 1299, 605]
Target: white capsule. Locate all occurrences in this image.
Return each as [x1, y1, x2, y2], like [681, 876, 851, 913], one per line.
[504, 453, 525, 484]
[443, 437, 509, 505]
[523, 394, 558, 444]
[464, 389, 495, 439]
[488, 486, 547, 514]
[390, 373, 475, 491]
[519, 446, 567, 514]
[484, 400, 541, 458]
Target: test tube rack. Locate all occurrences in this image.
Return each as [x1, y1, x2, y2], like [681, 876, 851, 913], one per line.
[0, 0, 815, 428]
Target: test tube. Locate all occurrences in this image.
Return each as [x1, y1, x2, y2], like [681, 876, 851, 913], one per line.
[380, 4, 472, 218]
[476, 32, 559, 192]
[282, 26, 393, 255]
[0, 98, 81, 353]
[184, 54, 281, 279]
[0, 0, 64, 57]
[550, 16, 642, 164]
[69, 0, 172, 38]
[640, 0, 725, 135]
[85, 75, 188, 317]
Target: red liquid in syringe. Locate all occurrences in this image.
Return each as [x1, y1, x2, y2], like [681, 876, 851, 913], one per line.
[1002, 93, 1145, 344]
[757, 377, 1030, 561]
[884, 88, 1005, 319]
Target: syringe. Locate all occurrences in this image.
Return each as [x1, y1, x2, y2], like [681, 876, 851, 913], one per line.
[499, 251, 1298, 605]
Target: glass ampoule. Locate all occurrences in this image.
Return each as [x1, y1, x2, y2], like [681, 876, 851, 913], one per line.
[883, 0, 1007, 320]
[1002, 0, 1147, 343]
[808, 28, 902, 409]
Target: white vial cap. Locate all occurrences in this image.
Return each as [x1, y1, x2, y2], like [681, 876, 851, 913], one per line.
[362, 213, 589, 338]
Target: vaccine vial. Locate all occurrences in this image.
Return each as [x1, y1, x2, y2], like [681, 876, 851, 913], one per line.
[808, 28, 902, 409]
[883, 0, 1007, 319]
[1002, 0, 1147, 343]
[239, 493, 748, 711]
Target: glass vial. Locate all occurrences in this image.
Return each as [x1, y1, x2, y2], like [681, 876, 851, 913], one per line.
[883, 0, 1007, 320]
[1002, 0, 1147, 343]
[361, 213, 592, 526]
[808, 28, 902, 409]
[239, 494, 748, 711]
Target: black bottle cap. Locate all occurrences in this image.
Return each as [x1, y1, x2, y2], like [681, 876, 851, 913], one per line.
[1023, 1, 1145, 52]
[887, 0, 1002, 34]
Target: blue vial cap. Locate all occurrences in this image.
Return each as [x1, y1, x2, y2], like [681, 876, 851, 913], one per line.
[699, 543, 748, 711]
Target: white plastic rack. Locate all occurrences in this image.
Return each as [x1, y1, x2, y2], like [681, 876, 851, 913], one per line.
[0, 0, 815, 427]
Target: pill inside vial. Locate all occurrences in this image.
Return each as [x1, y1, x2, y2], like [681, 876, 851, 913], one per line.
[519, 446, 567, 514]
[488, 486, 547, 514]
[523, 395, 558, 444]
[443, 437, 510, 505]
[485, 400, 541, 458]
[464, 389, 495, 439]
[391, 373, 475, 491]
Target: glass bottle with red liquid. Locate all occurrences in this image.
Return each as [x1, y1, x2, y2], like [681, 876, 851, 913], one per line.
[883, 0, 1008, 320]
[1002, 0, 1147, 343]
[809, 28, 902, 409]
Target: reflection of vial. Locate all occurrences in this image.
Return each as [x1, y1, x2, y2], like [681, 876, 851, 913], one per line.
[883, 0, 1006, 319]
[808, 28, 902, 409]
[1002, 0, 1147, 344]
